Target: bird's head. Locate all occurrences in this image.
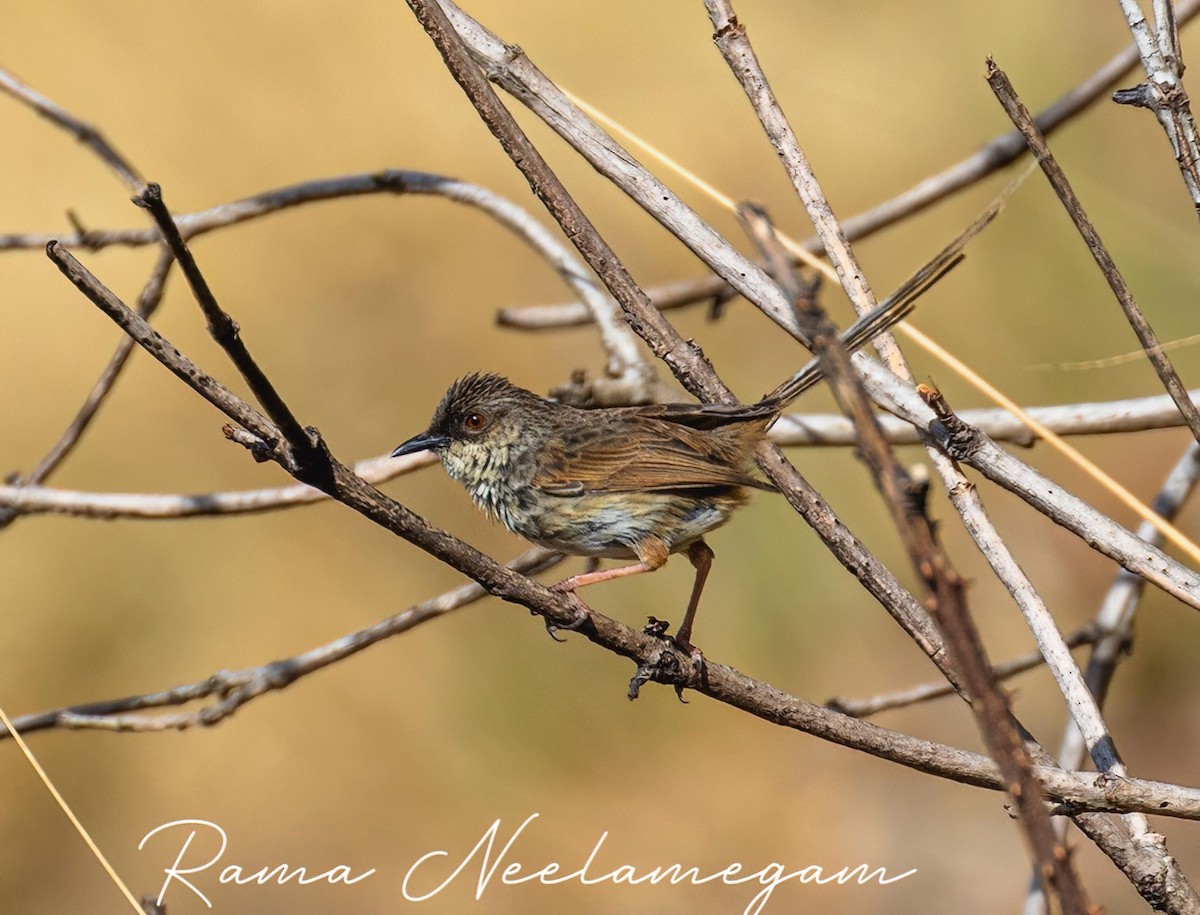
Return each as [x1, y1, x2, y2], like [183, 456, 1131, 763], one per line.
[391, 373, 545, 486]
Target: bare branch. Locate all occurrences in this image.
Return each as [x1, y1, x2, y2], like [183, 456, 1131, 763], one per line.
[1, 547, 562, 735]
[134, 183, 320, 472]
[45, 243, 287, 463]
[738, 141, 1090, 910]
[0, 66, 143, 191]
[988, 58, 1200, 446]
[0, 247, 173, 529]
[771, 388, 1200, 445]
[1114, 0, 1200, 216]
[919, 381, 1200, 611]
[827, 625, 1101, 719]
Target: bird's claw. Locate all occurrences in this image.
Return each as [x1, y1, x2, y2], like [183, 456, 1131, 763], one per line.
[544, 584, 591, 640]
[671, 636, 706, 677]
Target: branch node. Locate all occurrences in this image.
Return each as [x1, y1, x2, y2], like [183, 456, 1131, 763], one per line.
[1113, 84, 1156, 108]
[222, 424, 276, 463]
[627, 648, 685, 701]
[918, 383, 984, 461]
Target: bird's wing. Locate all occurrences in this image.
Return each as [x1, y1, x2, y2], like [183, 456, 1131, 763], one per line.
[532, 415, 774, 495]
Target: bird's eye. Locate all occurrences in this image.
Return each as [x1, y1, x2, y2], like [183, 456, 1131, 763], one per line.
[462, 411, 488, 434]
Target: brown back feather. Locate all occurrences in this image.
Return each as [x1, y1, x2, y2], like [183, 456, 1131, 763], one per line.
[532, 407, 775, 495]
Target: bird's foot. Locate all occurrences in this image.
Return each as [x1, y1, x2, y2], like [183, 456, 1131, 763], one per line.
[544, 582, 591, 640]
[671, 633, 706, 677]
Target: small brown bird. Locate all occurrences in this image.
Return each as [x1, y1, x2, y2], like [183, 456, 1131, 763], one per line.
[392, 246, 961, 657]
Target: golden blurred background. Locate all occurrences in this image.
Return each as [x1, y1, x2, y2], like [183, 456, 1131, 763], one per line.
[3, 2, 1200, 912]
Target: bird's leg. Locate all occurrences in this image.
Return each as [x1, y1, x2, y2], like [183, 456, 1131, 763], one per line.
[674, 539, 714, 664]
[552, 560, 657, 591]
[546, 561, 651, 633]
[549, 539, 669, 629]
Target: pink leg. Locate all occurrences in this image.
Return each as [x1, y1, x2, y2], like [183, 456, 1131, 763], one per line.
[552, 561, 655, 592]
[550, 557, 663, 631]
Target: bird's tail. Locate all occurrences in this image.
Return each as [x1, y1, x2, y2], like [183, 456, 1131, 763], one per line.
[758, 199, 1000, 410]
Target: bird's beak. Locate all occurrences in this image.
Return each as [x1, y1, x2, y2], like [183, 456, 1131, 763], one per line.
[391, 430, 450, 458]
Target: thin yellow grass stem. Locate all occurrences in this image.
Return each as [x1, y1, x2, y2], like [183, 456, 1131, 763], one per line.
[0, 703, 144, 913]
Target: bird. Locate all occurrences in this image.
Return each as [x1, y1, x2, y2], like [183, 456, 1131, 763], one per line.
[392, 247, 963, 658]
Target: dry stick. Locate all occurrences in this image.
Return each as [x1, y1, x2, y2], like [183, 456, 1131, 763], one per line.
[48, 244, 286, 460]
[0, 248, 173, 528]
[0, 68, 165, 530]
[889, 363, 1200, 609]
[496, 0, 1200, 327]
[926, 382, 1200, 915]
[0, 170, 548, 251]
[134, 184, 320, 476]
[1115, 0, 1200, 216]
[827, 625, 1101, 719]
[1, 381, 1193, 520]
[742, 203, 1090, 915]
[0, 547, 563, 736]
[988, 59, 1200, 447]
[1027, 445, 1200, 915]
[0, 66, 143, 192]
[402, 0, 968, 691]
[770, 388, 1200, 446]
[40, 249, 1200, 820]
[707, 0, 1132, 792]
[1064, 444, 1200, 767]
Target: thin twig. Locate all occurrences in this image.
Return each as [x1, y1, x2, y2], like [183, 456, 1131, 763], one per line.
[1, 547, 562, 735]
[741, 201, 1090, 914]
[46, 242, 287, 463]
[770, 388, 1200, 446]
[987, 58, 1200, 446]
[1115, 0, 1200, 216]
[709, 0, 1134, 803]
[1, 170, 660, 401]
[917, 380, 1200, 611]
[134, 184, 321, 474]
[0, 66, 143, 192]
[1026, 443, 1200, 915]
[5, 384, 1194, 521]
[827, 625, 1102, 719]
[0, 247, 173, 529]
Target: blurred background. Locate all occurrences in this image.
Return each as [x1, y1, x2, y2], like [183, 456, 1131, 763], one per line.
[3, 1, 1200, 912]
